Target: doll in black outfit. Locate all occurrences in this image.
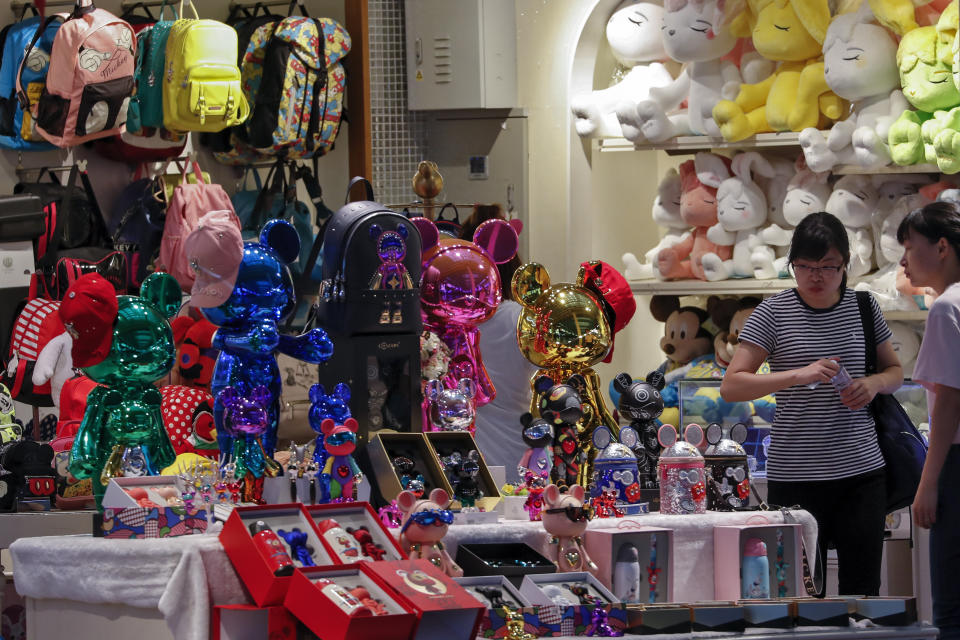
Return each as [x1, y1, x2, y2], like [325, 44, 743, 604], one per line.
[613, 371, 666, 488]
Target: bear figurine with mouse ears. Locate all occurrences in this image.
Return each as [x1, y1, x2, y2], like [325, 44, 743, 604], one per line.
[397, 487, 463, 577]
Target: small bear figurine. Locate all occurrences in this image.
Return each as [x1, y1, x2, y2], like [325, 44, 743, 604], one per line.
[613, 371, 666, 489]
[369, 223, 415, 325]
[441, 450, 484, 508]
[541, 483, 597, 575]
[397, 487, 463, 577]
[518, 413, 553, 480]
[220, 385, 278, 504]
[533, 374, 586, 489]
[309, 382, 352, 471]
[319, 417, 362, 502]
[425, 378, 476, 432]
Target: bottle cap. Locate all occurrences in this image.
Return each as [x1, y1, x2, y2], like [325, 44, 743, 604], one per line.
[249, 520, 271, 536]
[317, 518, 343, 535]
[743, 537, 767, 557]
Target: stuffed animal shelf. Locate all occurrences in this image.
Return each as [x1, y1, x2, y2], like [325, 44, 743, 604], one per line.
[541, 483, 598, 574]
[397, 487, 463, 577]
[711, 0, 846, 141]
[799, 3, 907, 172]
[570, 1, 674, 139]
[622, 168, 689, 280]
[656, 153, 734, 281]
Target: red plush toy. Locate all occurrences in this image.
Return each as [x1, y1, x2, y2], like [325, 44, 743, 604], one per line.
[170, 314, 218, 391]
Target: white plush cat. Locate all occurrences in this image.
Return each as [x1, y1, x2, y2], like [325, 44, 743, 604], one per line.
[570, 1, 674, 139]
[824, 174, 880, 277]
[701, 152, 776, 280]
[622, 168, 690, 279]
[798, 4, 908, 171]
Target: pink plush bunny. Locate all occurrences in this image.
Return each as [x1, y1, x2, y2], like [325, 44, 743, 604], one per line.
[397, 487, 463, 577]
[541, 483, 598, 575]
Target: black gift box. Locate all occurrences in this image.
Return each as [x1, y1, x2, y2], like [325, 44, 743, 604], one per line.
[455, 542, 556, 587]
[690, 602, 746, 633]
[625, 605, 692, 635]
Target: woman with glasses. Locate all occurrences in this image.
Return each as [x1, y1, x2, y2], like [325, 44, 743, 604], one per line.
[898, 201, 960, 640]
[720, 212, 903, 596]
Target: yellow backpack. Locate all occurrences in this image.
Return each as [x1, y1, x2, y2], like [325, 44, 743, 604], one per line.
[162, 0, 249, 132]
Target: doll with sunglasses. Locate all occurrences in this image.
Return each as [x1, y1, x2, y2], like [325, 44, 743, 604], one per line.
[541, 483, 598, 575]
[397, 487, 463, 577]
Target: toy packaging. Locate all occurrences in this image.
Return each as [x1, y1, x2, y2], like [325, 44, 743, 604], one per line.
[582, 528, 673, 604]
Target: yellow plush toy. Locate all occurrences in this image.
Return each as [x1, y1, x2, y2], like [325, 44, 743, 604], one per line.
[712, 0, 847, 141]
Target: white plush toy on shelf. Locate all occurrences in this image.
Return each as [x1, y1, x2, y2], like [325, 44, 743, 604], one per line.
[798, 3, 907, 172]
[570, 1, 674, 139]
[701, 152, 776, 280]
[873, 175, 931, 268]
[752, 156, 800, 278]
[763, 162, 833, 276]
[622, 168, 690, 279]
[824, 174, 880, 277]
[888, 321, 921, 378]
[618, 0, 739, 142]
[31, 331, 73, 410]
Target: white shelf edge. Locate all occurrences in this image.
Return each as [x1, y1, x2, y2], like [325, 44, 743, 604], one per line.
[833, 163, 941, 175]
[596, 132, 803, 154]
[629, 278, 797, 296]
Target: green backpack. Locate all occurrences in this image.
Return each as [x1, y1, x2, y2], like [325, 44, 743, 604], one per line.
[132, 2, 177, 131]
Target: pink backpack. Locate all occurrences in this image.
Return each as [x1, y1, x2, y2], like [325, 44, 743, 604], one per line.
[158, 160, 240, 291]
[16, 1, 136, 148]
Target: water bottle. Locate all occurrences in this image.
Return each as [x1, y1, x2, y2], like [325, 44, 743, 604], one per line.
[741, 537, 770, 599]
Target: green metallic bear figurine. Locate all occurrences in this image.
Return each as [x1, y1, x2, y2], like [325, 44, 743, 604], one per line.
[65, 272, 181, 509]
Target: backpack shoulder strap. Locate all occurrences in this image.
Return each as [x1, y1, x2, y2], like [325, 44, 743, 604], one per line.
[855, 290, 877, 375]
[15, 14, 62, 109]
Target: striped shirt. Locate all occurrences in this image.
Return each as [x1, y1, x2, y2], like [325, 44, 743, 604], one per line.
[738, 288, 890, 482]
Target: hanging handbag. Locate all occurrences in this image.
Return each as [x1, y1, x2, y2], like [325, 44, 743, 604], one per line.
[435, 202, 462, 238]
[855, 290, 927, 514]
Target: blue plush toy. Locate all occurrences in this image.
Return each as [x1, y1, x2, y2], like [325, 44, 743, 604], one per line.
[197, 220, 335, 465]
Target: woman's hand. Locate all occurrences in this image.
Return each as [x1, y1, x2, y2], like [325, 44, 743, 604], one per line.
[839, 376, 879, 411]
[912, 481, 938, 529]
[794, 358, 840, 387]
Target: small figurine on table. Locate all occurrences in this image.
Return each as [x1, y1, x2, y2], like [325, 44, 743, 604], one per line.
[441, 450, 484, 509]
[541, 483, 598, 575]
[612, 371, 666, 488]
[397, 487, 463, 576]
[518, 413, 552, 480]
[319, 417, 362, 502]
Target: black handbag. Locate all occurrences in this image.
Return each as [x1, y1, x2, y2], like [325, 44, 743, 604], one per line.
[855, 291, 927, 514]
[0, 195, 44, 242]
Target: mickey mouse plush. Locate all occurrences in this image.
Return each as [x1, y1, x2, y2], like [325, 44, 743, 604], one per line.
[0, 440, 56, 511]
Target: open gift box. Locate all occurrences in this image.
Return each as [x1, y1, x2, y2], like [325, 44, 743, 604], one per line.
[362, 559, 486, 640]
[583, 526, 673, 603]
[424, 431, 501, 511]
[99, 476, 207, 539]
[367, 432, 453, 503]
[304, 501, 407, 562]
[285, 564, 419, 640]
[455, 542, 556, 587]
[219, 503, 337, 606]
[714, 522, 803, 601]
[518, 572, 627, 637]
[454, 575, 536, 638]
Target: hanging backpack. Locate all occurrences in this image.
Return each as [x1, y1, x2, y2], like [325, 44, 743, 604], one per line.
[16, 0, 136, 148]
[132, 0, 177, 131]
[163, 0, 249, 133]
[316, 177, 422, 336]
[0, 10, 60, 150]
[107, 166, 165, 289]
[1, 298, 64, 406]
[157, 159, 240, 291]
[246, 12, 350, 158]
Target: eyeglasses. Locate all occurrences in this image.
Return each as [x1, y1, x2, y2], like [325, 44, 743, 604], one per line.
[544, 505, 594, 522]
[400, 508, 454, 534]
[325, 432, 356, 447]
[790, 263, 844, 277]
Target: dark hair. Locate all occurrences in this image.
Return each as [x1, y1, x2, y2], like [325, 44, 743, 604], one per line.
[459, 203, 522, 300]
[896, 200, 960, 259]
[788, 212, 851, 290]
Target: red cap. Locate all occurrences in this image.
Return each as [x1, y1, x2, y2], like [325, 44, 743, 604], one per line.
[59, 274, 119, 368]
[579, 260, 636, 363]
[316, 519, 343, 535]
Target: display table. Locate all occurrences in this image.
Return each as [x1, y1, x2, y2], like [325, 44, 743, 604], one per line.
[10, 510, 819, 640]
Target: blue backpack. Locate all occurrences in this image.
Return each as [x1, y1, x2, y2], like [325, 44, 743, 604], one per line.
[0, 13, 60, 150]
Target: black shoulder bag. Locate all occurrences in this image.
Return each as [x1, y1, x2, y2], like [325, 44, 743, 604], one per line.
[855, 290, 927, 514]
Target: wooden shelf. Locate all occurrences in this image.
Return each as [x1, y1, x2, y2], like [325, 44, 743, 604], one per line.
[596, 132, 803, 154]
[833, 163, 941, 175]
[629, 278, 796, 296]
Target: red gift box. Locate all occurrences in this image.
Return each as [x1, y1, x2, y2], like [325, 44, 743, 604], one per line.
[363, 559, 486, 640]
[212, 605, 304, 640]
[305, 501, 407, 562]
[285, 564, 418, 640]
[219, 503, 338, 606]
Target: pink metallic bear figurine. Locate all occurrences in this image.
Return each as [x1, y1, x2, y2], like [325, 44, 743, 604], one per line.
[541, 483, 598, 575]
[397, 487, 463, 577]
[411, 217, 522, 410]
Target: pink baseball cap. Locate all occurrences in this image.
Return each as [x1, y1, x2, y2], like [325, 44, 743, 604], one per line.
[185, 210, 244, 308]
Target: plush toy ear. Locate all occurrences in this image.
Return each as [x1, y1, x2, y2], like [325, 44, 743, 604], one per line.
[694, 152, 732, 188]
[396, 223, 409, 239]
[473, 219, 519, 265]
[612, 373, 633, 395]
[259, 219, 301, 264]
[140, 272, 182, 320]
[219, 386, 241, 410]
[568, 483, 585, 503]
[733, 151, 775, 182]
[170, 316, 196, 346]
[646, 370, 666, 391]
[397, 490, 418, 513]
[512, 262, 550, 308]
[707, 296, 740, 333]
[410, 217, 439, 254]
[321, 418, 337, 436]
[343, 417, 359, 434]
[650, 295, 680, 322]
[458, 378, 476, 400]
[334, 383, 351, 403]
[428, 487, 451, 508]
[369, 224, 383, 239]
[533, 375, 556, 396]
[426, 379, 443, 402]
[544, 483, 561, 507]
[309, 383, 326, 405]
[792, 0, 831, 44]
[520, 412, 533, 428]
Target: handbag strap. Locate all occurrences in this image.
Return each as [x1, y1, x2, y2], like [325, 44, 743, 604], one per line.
[855, 290, 877, 376]
[437, 202, 460, 224]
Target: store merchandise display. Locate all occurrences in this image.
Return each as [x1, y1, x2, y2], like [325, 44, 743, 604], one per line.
[396, 487, 463, 577]
[540, 483, 598, 575]
[427, 431, 500, 512]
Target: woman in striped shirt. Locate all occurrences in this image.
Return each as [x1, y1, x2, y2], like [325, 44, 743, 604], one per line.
[720, 212, 903, 596]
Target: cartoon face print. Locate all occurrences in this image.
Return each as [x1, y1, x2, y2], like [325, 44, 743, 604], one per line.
[398, 569, 448, 595]
[78, 47, 111, 72]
